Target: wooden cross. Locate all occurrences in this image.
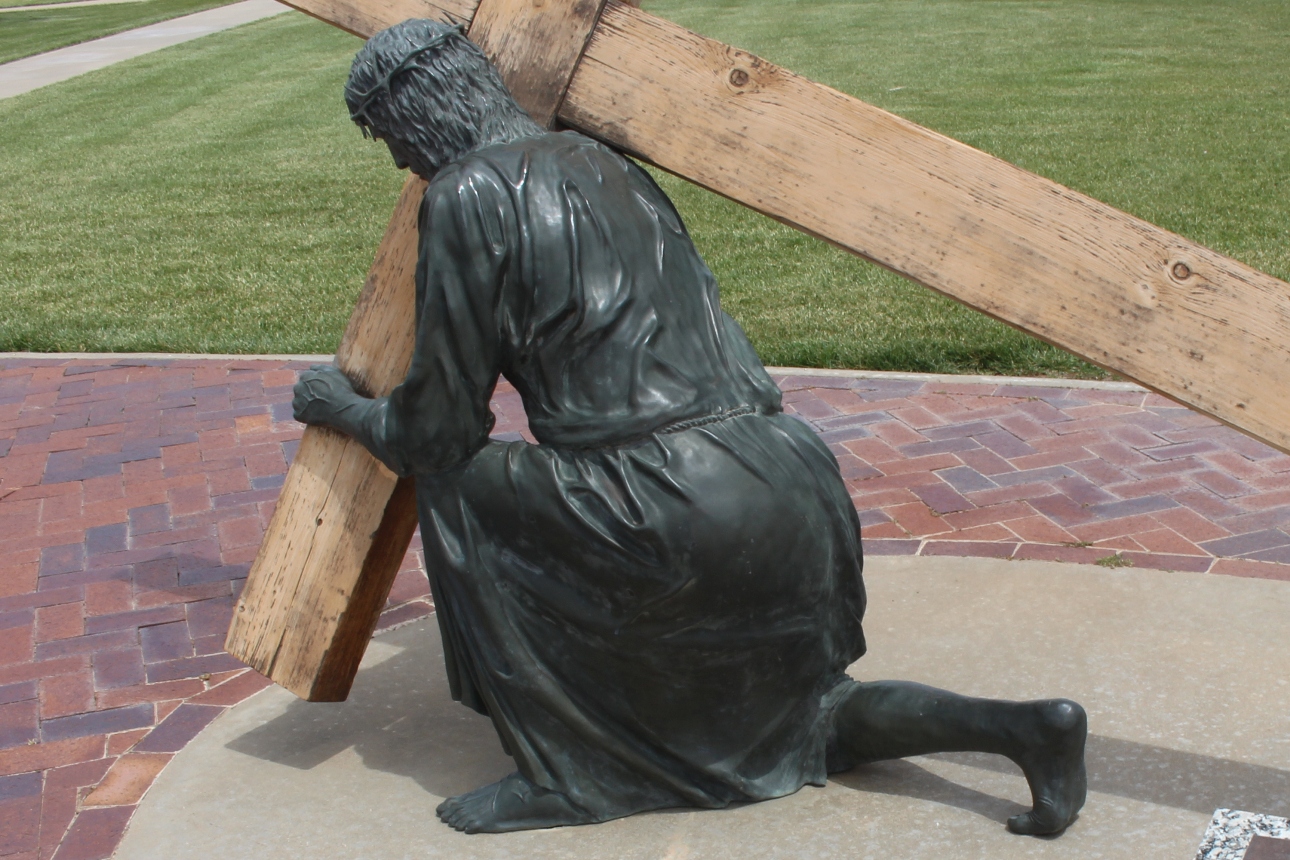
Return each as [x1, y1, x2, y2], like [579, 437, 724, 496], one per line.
[225, 0, 1290, 701]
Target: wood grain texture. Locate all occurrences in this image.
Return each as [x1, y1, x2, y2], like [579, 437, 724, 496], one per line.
[226, 176, 426, 701]
[228, 0, 610, 701]
[467, 0, 608, 127]
[559, 1, 1290, 453]
[277, 0, 477, 39]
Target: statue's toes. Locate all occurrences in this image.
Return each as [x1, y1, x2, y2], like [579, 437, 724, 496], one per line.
[1007, 803, 1073, 836]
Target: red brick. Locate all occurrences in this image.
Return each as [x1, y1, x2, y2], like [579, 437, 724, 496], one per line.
[79, 476, 124, 505]
[234, 414, 271, 436]
[105, 729, 149, 757]
[83, 582, 132, 617]
[1132, 528, 1207, 556]
[1012, 543, 1106, 565]
[83, 753, 171, 807]
[947, 523, 1017, 542]
[0, 655, 87, 688]
[1003, 515, 1079, 545]
[0, 564, 37, 599]
[0, 624, 34, 667]
[133, 581, 230, 609]
[878, 453, 963, 477]
[1008, 447, 1094, 471]
[0, 699, 39, 747]
[921, 540, 1017, 559]
[0, 735, 104, 777]
[0, 773, 41, 855]
[39, 674, 94, 720]
[188, 670, 272, 706]
[860, 521, 908, 539]
[166, 482, 210, 517]
[886, 503, 952, 538]
[1118, 551, 1212, 573]
[941, 501, 1034, 531]
[1149, 506, 1230, 543]
[870, 419, 929, 445]
[95, 679, 203, 710]
[1210, 557, 1290, 581]
[839, 436, 901, 465]
[34, 604, 83, 643]
[206, 468, 250, 496]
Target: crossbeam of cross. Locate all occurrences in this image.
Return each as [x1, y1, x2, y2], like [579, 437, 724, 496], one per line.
[225, 0, 1290, 701]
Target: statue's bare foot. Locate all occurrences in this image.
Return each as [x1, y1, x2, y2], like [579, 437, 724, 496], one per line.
[436, 772, 595, 834]
[1006, 699, 1087, 836]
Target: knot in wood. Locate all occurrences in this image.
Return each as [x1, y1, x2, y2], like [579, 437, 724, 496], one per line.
[1172, 261, 1192, 280]
[728, 68, 750, 88]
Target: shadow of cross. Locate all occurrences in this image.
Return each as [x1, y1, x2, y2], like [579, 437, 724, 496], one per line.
[225, 0, 1290, 702]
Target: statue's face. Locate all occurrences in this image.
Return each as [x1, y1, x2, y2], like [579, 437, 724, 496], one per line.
[379, 133, 438, 181]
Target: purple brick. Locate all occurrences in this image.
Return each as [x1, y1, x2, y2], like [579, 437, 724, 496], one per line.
[0, 608, 33, 630]
[0, 681, 37, 706]
[84, 524, 128, 556]
[178, 564, 247, 587]
[921, 540, 1018, 559]
[991, 465, 1076, 488]
[133, 557, 179, 591]
[1029, 493, 1098, 527]
[84, 605, 185, 636]
[1052, 474, 1116, 506]
[41, 702, 152, 743]
[1246, 545, 1290, 565]
[250, 473, 286, 491]
[128, 503, 172, 537]
[936, 465, 998, 493]
[1086, 495, 1178, 521]
[856, 508, 892, 528]
[140, 620, 193, 663]
[133, 704, 223, 753]
[1193, 470, 1253, 499]
[0, 771, 41, 801]
[1141, 439, 1222, 461]
[976, 430, 1038, 459]
[51, 804, 134, 860]
[0, 700, 38, 747]
[34, 629, 136, 660]
[1200, 529, 1290, 558]
[922, 420, 999, 441]
[271, 400, 296, 422]
[40, 543, 85, 577]
[911, 482, 973, 515]
[816, 412, 890, 431]
[56, 379, 94, 398]
[0, 438, 11, 457]
[145, 653, 244, 684]
[861, 539, 921, 556]
[185, 597, 234, 639]
[898, 437, 979, 458]
[92, 648, 145, 690]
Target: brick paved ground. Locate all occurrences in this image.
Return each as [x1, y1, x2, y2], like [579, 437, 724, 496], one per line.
[1, 357, 1288, 860]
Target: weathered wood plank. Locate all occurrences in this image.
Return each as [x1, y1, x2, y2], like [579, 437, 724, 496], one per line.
[558, 1, 1290, 451]
[226, 175, 426, 701]
[228, 0, 610, 701]
[280, 0, 476, 40]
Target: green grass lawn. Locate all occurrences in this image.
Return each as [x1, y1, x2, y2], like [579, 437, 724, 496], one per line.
[0, 0, 234, 64]
[0, 2, 1286, 375]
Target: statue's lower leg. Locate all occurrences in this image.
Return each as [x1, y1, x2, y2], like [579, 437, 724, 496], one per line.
[436, 772, 597, 833]
[829, 680, 1087, 835]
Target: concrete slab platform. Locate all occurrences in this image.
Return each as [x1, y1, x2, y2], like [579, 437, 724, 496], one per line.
[115, 556, 1290, 860]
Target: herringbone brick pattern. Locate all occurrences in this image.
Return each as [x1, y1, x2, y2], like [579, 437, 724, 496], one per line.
[1, 358, 1287, 860]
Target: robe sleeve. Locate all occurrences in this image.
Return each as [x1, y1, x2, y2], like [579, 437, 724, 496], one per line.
[360, 163, 518, 477]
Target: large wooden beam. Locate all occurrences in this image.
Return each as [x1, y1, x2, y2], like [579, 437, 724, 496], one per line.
[558, 2, 1290, 453]
[226, 0, 610, 700]
[274, 0, 1290, 455]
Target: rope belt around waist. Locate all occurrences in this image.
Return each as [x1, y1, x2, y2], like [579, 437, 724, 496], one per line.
[656, 404, 757, 435]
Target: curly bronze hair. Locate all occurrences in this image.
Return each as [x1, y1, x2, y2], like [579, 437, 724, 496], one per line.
[344, 19, 542, 172]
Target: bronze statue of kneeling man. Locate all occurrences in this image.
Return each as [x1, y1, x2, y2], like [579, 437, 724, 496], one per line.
[292, 19, 1088, 837]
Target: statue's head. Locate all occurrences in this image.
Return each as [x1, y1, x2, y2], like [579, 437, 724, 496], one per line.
[345, 19, 542, 179]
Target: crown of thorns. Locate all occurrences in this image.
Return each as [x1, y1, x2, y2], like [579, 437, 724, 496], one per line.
[347, 24, 466, 133]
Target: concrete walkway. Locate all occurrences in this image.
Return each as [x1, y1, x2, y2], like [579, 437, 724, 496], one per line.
[0, 0, 289, 100]
[2, 356, 1289, 859]
[114, 558, 1290, 860]
[0, 0, 148, 16]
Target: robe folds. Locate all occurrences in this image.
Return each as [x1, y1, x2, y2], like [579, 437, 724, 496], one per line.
[367, 131, 867, 819]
